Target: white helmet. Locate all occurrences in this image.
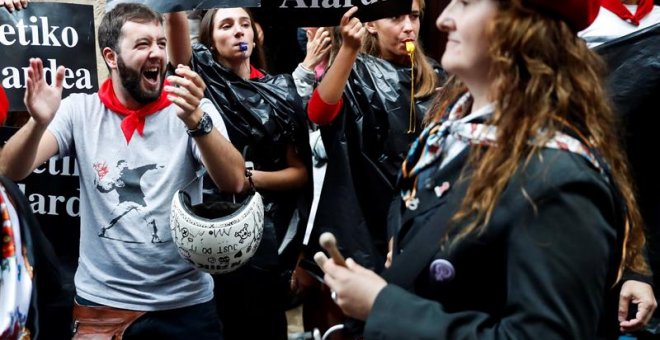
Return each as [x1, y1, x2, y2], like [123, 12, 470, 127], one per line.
[169, 189, 264, 274]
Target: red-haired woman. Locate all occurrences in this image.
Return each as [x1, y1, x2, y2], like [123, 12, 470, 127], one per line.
[317, 0, 654, 338]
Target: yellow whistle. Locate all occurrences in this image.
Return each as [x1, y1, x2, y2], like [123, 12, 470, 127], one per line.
[406, 41, 415, 54]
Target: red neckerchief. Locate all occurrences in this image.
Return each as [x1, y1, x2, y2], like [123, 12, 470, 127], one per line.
[0, 86, 8, 125]
[249, 65, 265, 79]
[98, 78, 171, 144]
[602, 0, 654, 26]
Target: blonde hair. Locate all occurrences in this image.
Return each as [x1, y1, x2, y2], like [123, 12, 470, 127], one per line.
[362, 0, 438, 99]
[428, 0, 648, 276]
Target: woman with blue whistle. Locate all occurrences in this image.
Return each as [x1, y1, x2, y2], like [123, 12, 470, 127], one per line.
[165, 8, 312, 340]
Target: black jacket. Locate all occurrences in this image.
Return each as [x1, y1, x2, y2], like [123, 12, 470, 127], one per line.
[365, 148, 624, 339]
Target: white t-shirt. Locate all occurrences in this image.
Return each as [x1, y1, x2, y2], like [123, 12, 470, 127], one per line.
[48, 93, 229, 310]
[579, 5, 660, 47]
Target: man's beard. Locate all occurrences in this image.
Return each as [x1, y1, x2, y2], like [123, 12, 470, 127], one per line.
[117, 56, 163, 104]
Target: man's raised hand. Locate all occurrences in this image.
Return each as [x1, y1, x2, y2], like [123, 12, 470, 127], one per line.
[24, 58, 65, 126]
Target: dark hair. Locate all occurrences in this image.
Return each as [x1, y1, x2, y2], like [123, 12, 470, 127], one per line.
[98, 3, 163, 54]
[199, 8, 267, 71]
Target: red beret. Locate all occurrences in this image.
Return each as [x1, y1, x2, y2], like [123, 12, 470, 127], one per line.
[0, 86, 7, 126]
[528, 0, 602, 31]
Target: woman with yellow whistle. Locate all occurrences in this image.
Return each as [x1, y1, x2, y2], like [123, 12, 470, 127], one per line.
[306, 0, 442, 274]
[301, 0, 443, 336]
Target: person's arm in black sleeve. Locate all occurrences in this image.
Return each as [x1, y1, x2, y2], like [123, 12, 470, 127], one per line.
[364, 177, 617, 339]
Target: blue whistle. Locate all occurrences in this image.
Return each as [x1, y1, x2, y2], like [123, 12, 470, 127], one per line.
[239, 42, 248, 52]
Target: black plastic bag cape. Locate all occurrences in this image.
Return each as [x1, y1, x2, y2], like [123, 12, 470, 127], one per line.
[308, 53, 443, 273]
[594, 23, 660, 310]
[189, 43, 313, 273]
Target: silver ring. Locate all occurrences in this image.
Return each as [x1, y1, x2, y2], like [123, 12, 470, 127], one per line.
[331, 290, 338, 303]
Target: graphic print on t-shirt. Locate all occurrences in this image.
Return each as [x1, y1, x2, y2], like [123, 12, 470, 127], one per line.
[93, 160, 164, 244]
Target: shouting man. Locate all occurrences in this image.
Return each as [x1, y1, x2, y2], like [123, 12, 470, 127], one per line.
[0, 3, 245, 338]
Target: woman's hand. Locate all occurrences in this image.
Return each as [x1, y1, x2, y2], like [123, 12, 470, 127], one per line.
[302, 27, 332, 71]
[618, 280, 657, 332]
[319, 255, 387, 321]
[339, 7, 366, 52]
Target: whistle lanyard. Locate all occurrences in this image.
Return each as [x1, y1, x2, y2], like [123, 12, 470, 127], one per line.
[406, 41, 416, 134]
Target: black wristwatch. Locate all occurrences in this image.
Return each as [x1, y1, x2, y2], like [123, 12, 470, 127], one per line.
[186, 112, 213, 137]
[245, 161, 255, 190]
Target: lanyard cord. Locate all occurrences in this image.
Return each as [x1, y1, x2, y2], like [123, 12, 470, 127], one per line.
[406, 41, 416, 134]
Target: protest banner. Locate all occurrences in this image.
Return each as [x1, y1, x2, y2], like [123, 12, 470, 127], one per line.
[108, 0, 411, 26]
[265, 0, 413, 27]
[0, 2, 98, 111]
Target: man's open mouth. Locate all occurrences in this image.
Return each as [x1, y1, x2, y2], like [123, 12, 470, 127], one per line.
[143, 67, 160, 85]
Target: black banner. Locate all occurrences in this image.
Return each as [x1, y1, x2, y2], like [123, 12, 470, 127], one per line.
[264, 0, 413, 27]
[1, 127, 81, 267]
[106, 0, 261, 13]
[0, 3, 98, 112]
[108, 0, 412, 27]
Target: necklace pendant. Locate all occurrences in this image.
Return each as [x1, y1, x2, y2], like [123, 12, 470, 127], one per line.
[406, 197, 420, 211]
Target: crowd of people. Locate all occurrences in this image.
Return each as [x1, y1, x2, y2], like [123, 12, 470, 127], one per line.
[0, 0, 659, 339]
